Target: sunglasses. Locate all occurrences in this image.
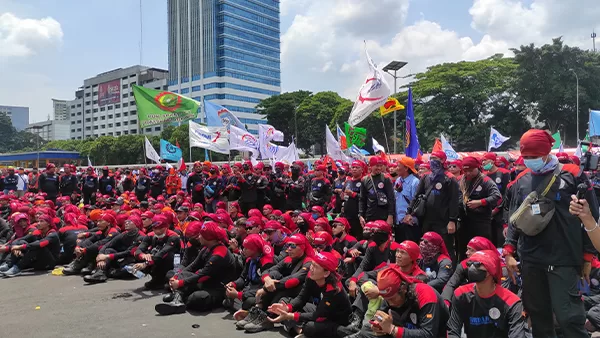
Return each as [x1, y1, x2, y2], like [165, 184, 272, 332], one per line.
[287, 243, 298, 249]
[466, 261, 483, 268]
[314, 244, 326, 250]
[263, 230, 276, 235]
[448, 165, 458, 169]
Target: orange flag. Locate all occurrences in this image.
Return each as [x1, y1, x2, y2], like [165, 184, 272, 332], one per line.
[432, 138, 443, 153]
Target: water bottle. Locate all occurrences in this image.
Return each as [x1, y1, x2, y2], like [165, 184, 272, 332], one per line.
[124, 264, 146, 279]
[425, 268, 434, 280]
[173, 253, 181, 266]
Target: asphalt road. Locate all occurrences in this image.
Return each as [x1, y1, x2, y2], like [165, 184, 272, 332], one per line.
[0, 272, 286, 338]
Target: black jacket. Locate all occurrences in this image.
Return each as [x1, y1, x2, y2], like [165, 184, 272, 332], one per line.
[288, 279, 352, 325]
[179, 243, 237, 288]
[359, 174, 395, 221]
[39, 173, 60, 198]
[503, 165, 598, 266]
[408, 172, 460, 233]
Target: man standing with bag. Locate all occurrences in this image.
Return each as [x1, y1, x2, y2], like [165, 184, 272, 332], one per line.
[359, 157, 395, 227]
[503, 129, 598, 338]
[405, 151, 460, 261]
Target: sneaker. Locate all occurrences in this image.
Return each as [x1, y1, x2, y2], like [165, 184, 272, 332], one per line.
[154, 293, 186, 316]
[244, 309, 274, 333]
[222, 298, 234, 309]
[3, 265, 21, 278]
[236, 307, 259, 329]
[0, 262, 10, 272]
[83, 269, 108, 284]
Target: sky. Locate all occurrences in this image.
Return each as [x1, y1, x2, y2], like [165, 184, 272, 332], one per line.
[0, 0, 599, 123]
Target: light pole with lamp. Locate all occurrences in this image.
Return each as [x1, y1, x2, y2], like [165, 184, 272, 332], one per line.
[569, 68, 580, 141]
[30, 125, 44, 168]
[383, 60, 408, 154]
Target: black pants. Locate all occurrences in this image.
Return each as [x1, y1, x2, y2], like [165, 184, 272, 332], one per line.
[285, 199, 303, 211]
[59, 231, 83, 264]
[490, 215, 505, 248]
[394, 222, 421, 243]
[145, 255, 174, 284]
[231, 286, 260, 311]
[521, 262, 588, 338]
[83, 193, 96, 206]
[282, 303, 344, 337]
[10, 247, 57, 270]
[456, 218, 492, 262]
[258, 287, 302, 311]
[186, 287, 225, 312]
[239, 201, 256, 215]
[348, 217, 363, 240]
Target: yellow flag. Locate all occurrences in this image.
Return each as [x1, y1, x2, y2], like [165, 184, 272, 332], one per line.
[380, 97, 405, 116]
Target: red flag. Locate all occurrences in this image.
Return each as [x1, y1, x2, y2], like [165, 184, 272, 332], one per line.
[323, 155, 338, 171]
[432, 138, 443, 153]
[177, 157, 186, 172]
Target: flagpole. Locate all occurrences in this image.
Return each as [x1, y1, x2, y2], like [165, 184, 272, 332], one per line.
[143, 138, 147, 166]
[379, 115, 390, 153]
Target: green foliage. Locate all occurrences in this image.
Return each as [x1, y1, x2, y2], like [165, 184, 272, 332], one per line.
[0, 113, 45, 153]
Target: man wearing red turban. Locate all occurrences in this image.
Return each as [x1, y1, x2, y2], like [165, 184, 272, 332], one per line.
[503, 128, 598, 337]
[456, 156, 501, 261]
[448, 250, 526, 338]
[156, 221, 237, 316]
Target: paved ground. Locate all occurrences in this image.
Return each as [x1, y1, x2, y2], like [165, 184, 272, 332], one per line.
[0, 272, 286, 338]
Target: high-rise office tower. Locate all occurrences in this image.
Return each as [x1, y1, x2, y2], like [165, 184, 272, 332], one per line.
[168, 0, 281, 134]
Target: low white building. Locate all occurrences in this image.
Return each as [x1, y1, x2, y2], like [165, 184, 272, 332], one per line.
[26, 120, 71, 141]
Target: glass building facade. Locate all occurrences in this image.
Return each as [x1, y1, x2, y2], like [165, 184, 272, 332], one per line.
[168, 0, 281, 133]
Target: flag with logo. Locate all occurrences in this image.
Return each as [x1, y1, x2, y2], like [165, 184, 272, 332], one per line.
[551, 132, 561, 150]
[132, 85, 199, 127]
[440, 134, 459, 160]
[144, 136, 161, 164]
[230, 125, 260, 158]
[348, 43, 391, 126]
[276, 142, 300, 164]
[188, 121, 229, 154]
[337, 124, 348, 150]
[432, 138, 443, 153]
[488, 127, 510, 151]
[344, 122, 367, 148]
[159, 139, 183, 162]
[204, 100, 247, 132]
[379, 97, 405, 116]
[258, 124, 284, 159]
[349, 144, 365, 160]
[405, 88, 421, 159]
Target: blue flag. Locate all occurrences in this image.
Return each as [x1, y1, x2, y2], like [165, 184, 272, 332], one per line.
[204, 100, 247, 132]
[405, 88, 421, 158]
[159, 139, 182, 162]
[590, 110, 600, 137]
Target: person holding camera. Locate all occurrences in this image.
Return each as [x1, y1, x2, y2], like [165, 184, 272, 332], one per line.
[503, 129, 598, 338]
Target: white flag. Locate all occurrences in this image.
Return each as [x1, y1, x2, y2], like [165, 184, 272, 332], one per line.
[189, 121, 229, 154]
[144, 136, 161, 164]
[259, 124, 284, 159]
[440, 134, 459, 160]
[276, 142, 300, 164]
[559, 141, 564, 152]
[87, 157, 93, 167]
[229, 125, 260, 158]
[326, 125, 350, 162]
[575, 142, 583, 157]
[372, 138, 385, 154]
[348, 44, 391, 126]
[263, 142, 288, 160]
[488, 127, 510, 151]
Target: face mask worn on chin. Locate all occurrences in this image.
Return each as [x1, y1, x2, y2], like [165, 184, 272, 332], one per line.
[467, 265, 488, 283]
[154, 233, 166, 239]
[482, 163, 493, 171]
[524, 157, 545, 172]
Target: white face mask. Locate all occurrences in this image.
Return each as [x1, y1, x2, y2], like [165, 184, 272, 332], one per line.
[154, 233, 166, 239]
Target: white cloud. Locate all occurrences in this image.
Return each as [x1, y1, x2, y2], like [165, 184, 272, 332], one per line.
[0, 12, 63, 58]
[281, 0, 599, 100]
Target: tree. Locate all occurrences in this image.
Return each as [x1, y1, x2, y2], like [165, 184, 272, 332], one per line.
[257, 90, 312, 145]
[511, 38, 600, 145]
[0, 113, 45, 153]
[405, 54, 525, 151]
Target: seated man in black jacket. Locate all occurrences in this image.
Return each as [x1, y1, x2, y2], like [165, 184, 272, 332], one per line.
[63, 213, 120, 276]
[0, 214, 61, 277]
[155, 221, 236, 315]
[84, 215, 146, 284]
[134, 214, 181, 290]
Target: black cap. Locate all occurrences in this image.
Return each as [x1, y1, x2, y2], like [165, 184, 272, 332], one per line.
[177, 206, 190, 213]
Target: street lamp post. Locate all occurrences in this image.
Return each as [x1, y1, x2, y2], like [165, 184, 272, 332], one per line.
[570, 69, 580, 141]
[294, 106, 299, 146]
[383, 60, 408, 154]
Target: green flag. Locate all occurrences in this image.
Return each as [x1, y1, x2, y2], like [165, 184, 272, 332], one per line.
[344, 122, 367, 148]
[551, 132, 561, 150]
[132, 85, 199, 128]
[582, 134, 590, 153]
